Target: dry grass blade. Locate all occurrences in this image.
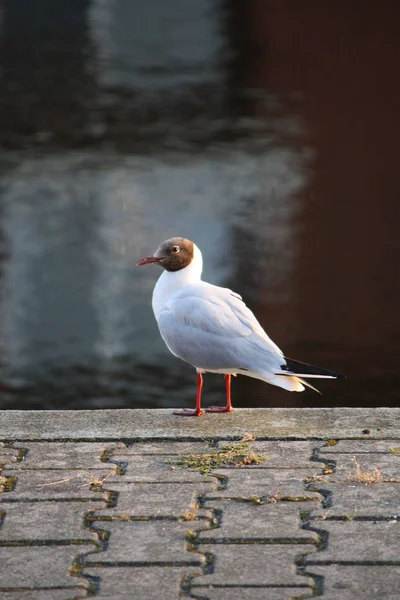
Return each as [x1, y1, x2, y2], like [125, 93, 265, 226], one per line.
[80, 472, 115, 488]
[37, 478, 72, 487]
[37, 472, 115, 488]
[346, 456, 382, 485]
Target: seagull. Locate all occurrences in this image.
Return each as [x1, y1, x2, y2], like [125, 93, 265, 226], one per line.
[136, 237, 344, 416]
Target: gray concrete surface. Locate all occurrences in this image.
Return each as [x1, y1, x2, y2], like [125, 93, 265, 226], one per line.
[1, 408, 400, 598]
[2, 407, 400, 439]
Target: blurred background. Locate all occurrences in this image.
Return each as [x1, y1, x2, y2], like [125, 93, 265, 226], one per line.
[0, 0, 399, 410]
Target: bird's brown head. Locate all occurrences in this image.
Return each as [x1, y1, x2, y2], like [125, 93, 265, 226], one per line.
[136, 237, 195, 272]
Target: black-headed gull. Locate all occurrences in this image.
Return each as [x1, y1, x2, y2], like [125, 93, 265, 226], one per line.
[137, 237, 344, 416]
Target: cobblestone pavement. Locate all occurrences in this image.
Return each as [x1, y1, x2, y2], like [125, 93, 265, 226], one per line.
[1, 410, 400, 599]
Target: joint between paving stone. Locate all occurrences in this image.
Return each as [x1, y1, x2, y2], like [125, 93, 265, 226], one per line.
[189, 584, 315, 600]
[306, 559, 400, 566]
[189, 583, 315, 589]
[295, 556, 325, 597]
[314, 515, 400, 522]
[182, 492, 224, 591]
[295, 546, 325, 596]
[294, 490, 330, 596]
[67, 465, 125, 595]
[199, 538, 318, 546]
[294, 511, 326, 594]
[85, 560, 207, 568]
[122, 439, 218, 451]
[304, 446, 335, 511]
[69, 552, 99, 597]
[311, 443, 338, 468]
[292, 448, 333, 596]
[100, 444, 128, 476]
[0, 586, 89, 594]
[184, 551, 215, 597]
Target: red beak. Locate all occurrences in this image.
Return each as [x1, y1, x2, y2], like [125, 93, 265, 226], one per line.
[135, 256, 161, 267]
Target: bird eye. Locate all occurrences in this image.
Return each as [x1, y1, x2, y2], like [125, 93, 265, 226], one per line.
[172, 245, 180, 253]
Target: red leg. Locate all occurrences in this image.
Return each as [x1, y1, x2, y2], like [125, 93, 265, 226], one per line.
[173, 371, 205, 416]
[206, 374, 233, 413]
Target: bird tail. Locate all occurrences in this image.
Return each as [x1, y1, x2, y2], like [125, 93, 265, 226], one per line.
[240, 358, 344, 394]
[297, 378, 322, 395]
[269, 357, 345, 394]
[277, 357, 345, 380]
[262, 374, 322, 393]
[265, 375, 305, 392]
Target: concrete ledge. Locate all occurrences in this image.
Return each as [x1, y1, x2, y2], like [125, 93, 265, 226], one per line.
[1, 407, 399, 440]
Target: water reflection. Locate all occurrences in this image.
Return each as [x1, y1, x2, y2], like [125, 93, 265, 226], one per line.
[0, 0, 399, 409]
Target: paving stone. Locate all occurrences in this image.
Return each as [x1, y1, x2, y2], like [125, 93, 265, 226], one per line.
[0, 591, 86, 600]
[194, 545, 315, 586]
[309, 483, 400, 518]
[0, 502, 104, 542]
[200, 500, 317, 543]
[0, 546, 92, 588]
[318, 440, 400, 454]
[83, 566, 199, 599]
[113, 442, 212, 455]
[205, 469, 322, 501]
[87, 519, 206, 564]
[95, 482, 214, 518]
[116, 455, 219, 483]
[0, 470, 118, 501]
[193, 588, 313, 599]
[307, 564, 400, 599]
[216, 440, 316, 468]
[305, 521, 400, 563]
[3, 443, 123, 470]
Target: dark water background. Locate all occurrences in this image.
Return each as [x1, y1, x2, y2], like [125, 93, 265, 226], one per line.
[0, 0, 400, 410]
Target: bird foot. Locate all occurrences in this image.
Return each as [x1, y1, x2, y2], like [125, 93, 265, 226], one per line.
[206, 406, 233, 413]
[173, 408, 205, 417]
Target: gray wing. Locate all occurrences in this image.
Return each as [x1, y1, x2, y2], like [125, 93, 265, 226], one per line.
[156, 283, 284, 373]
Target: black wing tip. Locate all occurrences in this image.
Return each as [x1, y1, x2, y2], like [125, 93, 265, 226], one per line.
[283, 357, 346, 379]
[335, 371, 346, 380]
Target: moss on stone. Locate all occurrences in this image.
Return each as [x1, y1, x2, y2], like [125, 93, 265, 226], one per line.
[167, 434, 267, 476]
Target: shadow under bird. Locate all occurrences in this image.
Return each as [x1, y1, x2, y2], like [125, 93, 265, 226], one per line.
[136, 237, 344, 416]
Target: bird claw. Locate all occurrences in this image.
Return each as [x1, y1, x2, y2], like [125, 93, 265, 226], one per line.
[206, 406, 233, 413]
[173, 408, 205, 417]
